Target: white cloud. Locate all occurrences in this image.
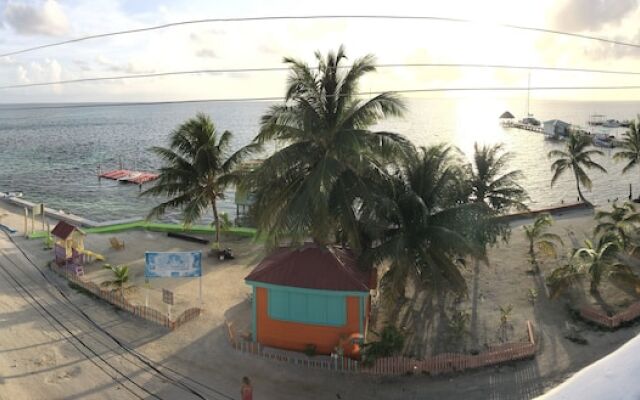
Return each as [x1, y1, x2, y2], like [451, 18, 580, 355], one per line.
[0, 56, 16, 67]
[73, 59, 92, 72]
[15, 58, 62, 87]
[95, 55, 155, 74]
[551, 0, 638, 31]
[16, 65, 29, 83]
[588, 31, 640, 59]
[3, 0, 70, 36]
[195, 48, 217, 58]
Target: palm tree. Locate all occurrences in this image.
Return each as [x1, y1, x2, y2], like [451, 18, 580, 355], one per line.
[523, 213, 563, 266]
[243, 45, 409, 248]
[547, 233, 637, 297]
[360, 145, 489, 299]
[101, 264, 130, 298]
[469, 143, 528, 212]
[142, 113, 257, 249]
[613, 118, 640, 182]
[594, 201, 640, 251]
[548, 133, 607, 206]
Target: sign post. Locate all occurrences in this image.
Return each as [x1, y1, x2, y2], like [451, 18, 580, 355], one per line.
[145, 251, 203, 312]
[162, 288, 174, 319]
[31, 203, 44, 234]
[145, 278, 150, 308]
[31, 205, 35, 234]
[23, 207, 28, 237]
[40, 203, 45, 231]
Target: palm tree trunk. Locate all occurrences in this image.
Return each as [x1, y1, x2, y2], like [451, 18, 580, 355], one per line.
[575, 175, 590, 206]
[529, 240, 538, 272]
[590, 280, 598, 294]
[212, 198, 220, 250]
[528, 240, 535, 258]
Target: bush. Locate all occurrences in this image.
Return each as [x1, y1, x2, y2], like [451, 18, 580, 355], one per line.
[447, 310, 470, 350]
[303, 343, 317, 357]
[362, 325, 405, 365]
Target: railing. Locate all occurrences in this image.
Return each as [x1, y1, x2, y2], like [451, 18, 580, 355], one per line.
[226, 320, 537, 376]
[50, 263, 202, 330]
[580, 301, 640, 329]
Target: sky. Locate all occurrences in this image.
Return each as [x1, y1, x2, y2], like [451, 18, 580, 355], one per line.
[1, 0, 640, 103]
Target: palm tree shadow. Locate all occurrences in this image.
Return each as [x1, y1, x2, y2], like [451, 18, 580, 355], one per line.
[394, 290, 438, 357]
[394, 286, 456, 357]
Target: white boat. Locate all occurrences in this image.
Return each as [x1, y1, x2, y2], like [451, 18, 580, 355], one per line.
[0, 191, 23, 198]
[602, 119, 620, 128]
[521, 116, 541, 126]
[593, 133, 614, 148]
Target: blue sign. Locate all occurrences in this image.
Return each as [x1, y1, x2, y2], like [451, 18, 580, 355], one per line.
[145, 251, 202, 278]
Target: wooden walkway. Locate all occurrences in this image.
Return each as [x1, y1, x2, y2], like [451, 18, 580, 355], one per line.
[506, 122, 545, 133]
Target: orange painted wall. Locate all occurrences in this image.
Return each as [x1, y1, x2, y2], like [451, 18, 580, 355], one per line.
[255, 287, 364, 354]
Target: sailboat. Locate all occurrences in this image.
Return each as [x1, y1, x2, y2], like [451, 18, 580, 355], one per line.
[520, 72, 540, 126]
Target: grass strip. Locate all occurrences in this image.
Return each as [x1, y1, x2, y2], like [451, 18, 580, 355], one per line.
[28, 221, 257, 239]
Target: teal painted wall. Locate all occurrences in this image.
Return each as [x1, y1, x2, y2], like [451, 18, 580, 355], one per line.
[267, 287, 347, 326]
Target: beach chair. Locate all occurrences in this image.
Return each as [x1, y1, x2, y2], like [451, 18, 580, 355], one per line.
[109, 237, 125, 250]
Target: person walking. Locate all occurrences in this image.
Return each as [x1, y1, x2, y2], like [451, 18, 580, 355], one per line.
[241, 376, 253, 400]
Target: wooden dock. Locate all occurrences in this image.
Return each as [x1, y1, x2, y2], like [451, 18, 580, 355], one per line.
[505, 122, 544, 133]
[99, 169, 159, 185]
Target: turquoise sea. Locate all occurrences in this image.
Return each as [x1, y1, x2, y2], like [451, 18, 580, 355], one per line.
[0, 98, 638, 222]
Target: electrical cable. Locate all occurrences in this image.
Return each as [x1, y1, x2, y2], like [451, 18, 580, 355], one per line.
[4, 63, 640, 90]
[1, 14, 639, 59]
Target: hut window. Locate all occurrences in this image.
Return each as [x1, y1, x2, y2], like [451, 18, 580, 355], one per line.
[267, 288, 346, 326]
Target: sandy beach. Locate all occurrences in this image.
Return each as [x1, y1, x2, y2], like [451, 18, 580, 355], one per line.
[1, 199, 640, 399]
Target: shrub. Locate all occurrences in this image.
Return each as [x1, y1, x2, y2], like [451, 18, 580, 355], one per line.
[447, 310, 470, 350]
[362, 325, 405, 365]
[303, 343, 317, 357]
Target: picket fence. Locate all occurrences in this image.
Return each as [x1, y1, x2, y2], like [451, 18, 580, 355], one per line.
[226, 320, 536, 376]
[580, 301, 640, 329]
[50, 263, 202, 330]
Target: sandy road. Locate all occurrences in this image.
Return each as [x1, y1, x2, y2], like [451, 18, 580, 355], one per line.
[0, 233, 230, 400]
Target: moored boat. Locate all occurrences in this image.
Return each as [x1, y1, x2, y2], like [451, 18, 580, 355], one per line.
[592, 133, 614, 148]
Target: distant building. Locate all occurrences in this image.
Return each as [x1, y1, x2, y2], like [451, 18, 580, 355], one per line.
[234, 187, 256, 226]
[543, 119, 571, 137]
[245, 243, 374, 357]
[233, 159, 263, 226]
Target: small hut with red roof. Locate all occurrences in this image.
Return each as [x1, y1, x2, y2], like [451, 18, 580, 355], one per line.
[245, 243, 374, 357]
[51, 221, 86, 266]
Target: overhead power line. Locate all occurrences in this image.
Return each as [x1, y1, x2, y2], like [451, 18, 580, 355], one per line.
[3, 84, 640, 111]
[1, 14, 639, 59]
[4, 63, 640, 90]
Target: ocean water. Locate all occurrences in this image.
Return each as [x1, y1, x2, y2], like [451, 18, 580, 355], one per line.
[0, 97, 638, 222]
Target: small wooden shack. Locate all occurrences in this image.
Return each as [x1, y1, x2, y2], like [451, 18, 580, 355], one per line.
[245, 243, 374, 357]
[52, 221, 86, 266]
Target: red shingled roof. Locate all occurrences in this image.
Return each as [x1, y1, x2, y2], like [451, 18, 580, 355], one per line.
[245, 243, 372, 292]
[51, 221, 78, 240]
